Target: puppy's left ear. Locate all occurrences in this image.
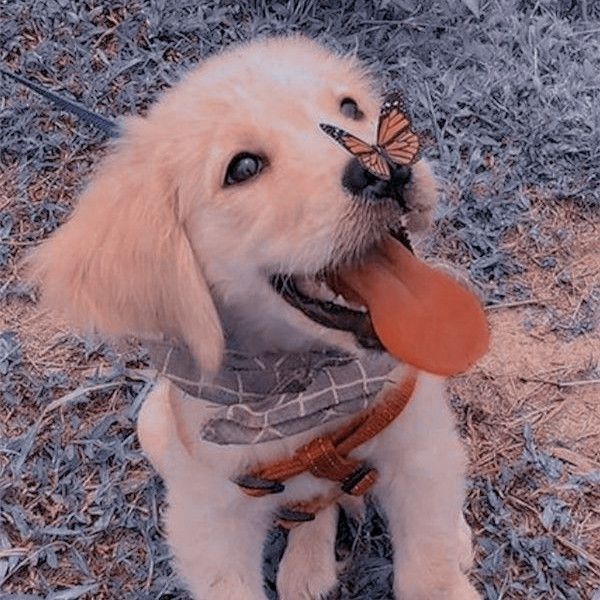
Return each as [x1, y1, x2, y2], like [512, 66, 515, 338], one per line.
[27, 118, 224, 374]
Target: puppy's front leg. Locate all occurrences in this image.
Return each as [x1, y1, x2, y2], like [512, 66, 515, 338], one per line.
[277, 503, 339, 600]
[138, 380, 272, 600]
[362, 373, 480, 600]
[167, 492, 271, 600]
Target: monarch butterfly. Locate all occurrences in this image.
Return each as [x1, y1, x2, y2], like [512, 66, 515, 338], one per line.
[320, 91, 421, 181]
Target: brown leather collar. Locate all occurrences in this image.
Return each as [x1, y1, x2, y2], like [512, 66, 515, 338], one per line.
[235, 369, 418, 528]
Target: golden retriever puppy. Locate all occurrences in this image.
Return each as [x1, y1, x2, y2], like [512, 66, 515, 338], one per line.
[30, 36, 480, 599]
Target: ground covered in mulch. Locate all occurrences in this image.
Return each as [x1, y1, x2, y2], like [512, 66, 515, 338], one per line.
[1, 1, 599, 598]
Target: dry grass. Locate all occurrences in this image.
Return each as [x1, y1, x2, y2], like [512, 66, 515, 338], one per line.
[1, 2, 599, 596]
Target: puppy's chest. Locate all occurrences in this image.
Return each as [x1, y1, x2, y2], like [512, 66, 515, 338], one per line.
[146, 339, 398, 445]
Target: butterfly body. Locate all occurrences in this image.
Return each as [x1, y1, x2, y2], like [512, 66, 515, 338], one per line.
[320, 91, 421, 181]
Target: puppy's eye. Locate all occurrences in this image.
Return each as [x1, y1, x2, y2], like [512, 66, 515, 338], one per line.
[225, 153, 264, 185]
[340, 97, 364, 120]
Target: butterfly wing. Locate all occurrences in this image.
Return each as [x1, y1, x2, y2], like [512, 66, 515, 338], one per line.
[377, 91, 421, 166]
[320, 124, 391, 180]
[384, 130, 421, 165]
[357, 151, 391, 181]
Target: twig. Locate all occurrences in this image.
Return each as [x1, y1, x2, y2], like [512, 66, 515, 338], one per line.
[577, 27, 600, 35]
[553, 534, 600, 573]
[554, 378, 600, 387]
[41, 369, 154, 416]
[486, 299, 542, 310]
[42, 381, 123, 415]
[519, 376, 600, 388]
[0, 547, 28, 558]
[423, 80, 444, 158]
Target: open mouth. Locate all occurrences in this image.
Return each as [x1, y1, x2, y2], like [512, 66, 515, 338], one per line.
[271, 227, 490, 376]
[271, 228, 412, 351]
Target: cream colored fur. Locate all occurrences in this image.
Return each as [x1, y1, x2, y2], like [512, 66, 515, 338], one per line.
[30, 36, 480, 599]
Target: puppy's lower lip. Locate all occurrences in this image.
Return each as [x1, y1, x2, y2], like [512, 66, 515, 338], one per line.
[271, 275, 383, 350]
[389, 226, 413, 251]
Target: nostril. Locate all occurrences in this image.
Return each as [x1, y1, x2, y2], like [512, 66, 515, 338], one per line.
[363, 169, 379, 186]
[391, 165, 412, 186]
[342, 158, 372, 194]
[370, 179, 389, 196]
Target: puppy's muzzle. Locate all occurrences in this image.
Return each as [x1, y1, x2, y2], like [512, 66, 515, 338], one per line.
[342, 158, 411, 205]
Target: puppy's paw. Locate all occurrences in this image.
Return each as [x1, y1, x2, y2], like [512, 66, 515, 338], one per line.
[404, 159, 438, 234]
[337, 495, 365, 522]
[277, 549, 338, 600]
[277, 505, 339, 600]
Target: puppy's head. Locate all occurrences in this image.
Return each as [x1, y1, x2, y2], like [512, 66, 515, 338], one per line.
[29, 36, 438, 373]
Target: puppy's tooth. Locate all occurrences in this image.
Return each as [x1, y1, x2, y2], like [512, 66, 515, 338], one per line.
[335, 294, 354, 309]
[319, 282, 336, 301]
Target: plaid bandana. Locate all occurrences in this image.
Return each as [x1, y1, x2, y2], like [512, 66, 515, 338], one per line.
[146, 340, 398, 445]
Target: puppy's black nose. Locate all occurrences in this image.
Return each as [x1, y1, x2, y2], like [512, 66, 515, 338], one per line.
[390, 164, 412, 188]
[342, 158, 411, 203]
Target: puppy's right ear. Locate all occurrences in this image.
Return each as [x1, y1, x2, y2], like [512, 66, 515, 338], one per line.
[27, 118, 224, 374]
[404, 159, 438, 234]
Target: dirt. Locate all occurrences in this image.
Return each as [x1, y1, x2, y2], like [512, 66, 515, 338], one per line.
[447, 197, 600, 592]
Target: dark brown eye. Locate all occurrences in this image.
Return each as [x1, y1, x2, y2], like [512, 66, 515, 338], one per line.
[340, 97, 364, 120]
[224, 153, 264, 185]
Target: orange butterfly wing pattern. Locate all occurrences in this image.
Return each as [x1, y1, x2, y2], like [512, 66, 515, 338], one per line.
[319, 92, 420, 180]
[358, 151, 391, 181]
[377, 92, 421, 166]
[319, 124, 390, 180]
[384, 131, 421, 165]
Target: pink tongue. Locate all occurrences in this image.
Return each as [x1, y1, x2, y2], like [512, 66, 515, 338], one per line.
[338, 238, 490, 376]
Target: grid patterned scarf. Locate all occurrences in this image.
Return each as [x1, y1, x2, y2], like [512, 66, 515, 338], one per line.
[146, 340, 398, 445]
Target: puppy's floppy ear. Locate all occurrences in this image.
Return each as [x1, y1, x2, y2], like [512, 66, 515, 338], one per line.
[28, 118, 224, 374]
